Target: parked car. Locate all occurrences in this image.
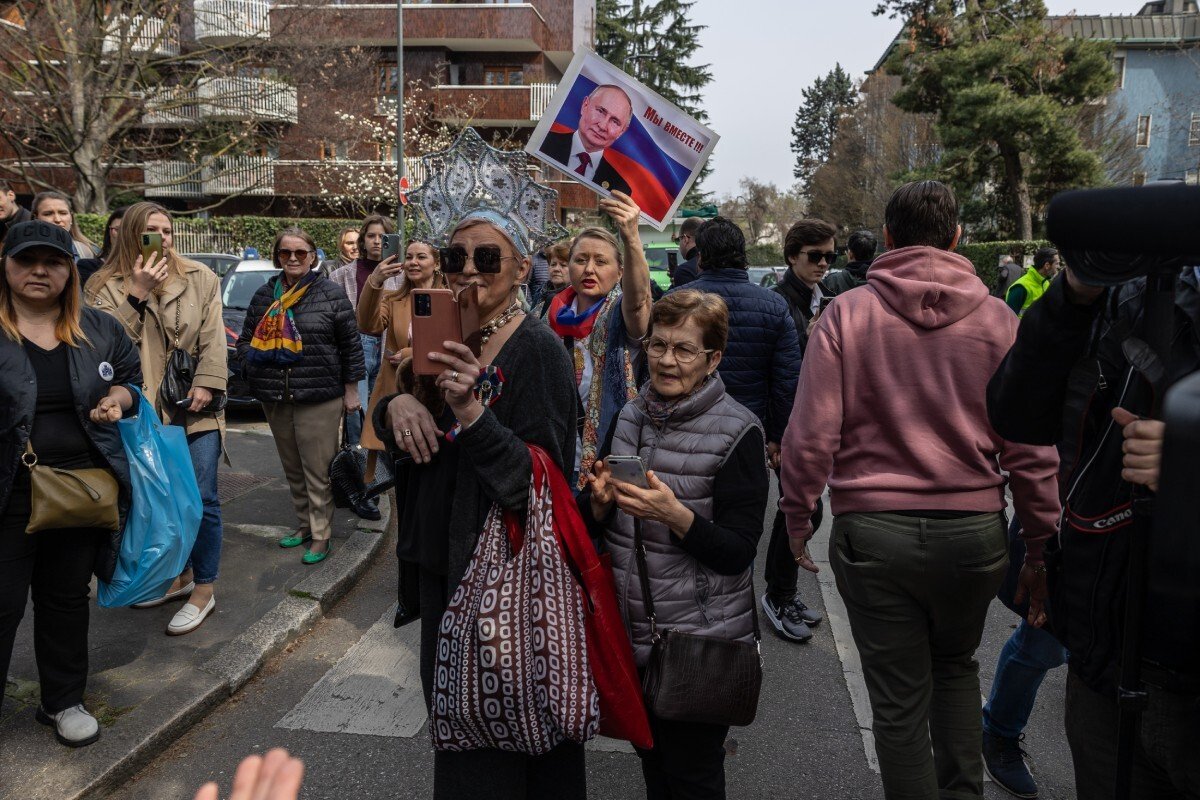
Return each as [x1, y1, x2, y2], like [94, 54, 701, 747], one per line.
[642, 242, 679, 291]
[220, 259, 280, 407]
[748, 266, 785, 288]
[185, 252, 240, 278]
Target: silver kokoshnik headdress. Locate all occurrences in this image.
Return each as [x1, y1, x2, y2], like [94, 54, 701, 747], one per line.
[409, 127, 569, 258]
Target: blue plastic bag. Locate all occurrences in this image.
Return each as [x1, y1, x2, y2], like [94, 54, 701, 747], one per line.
[97, 390, 203, 608]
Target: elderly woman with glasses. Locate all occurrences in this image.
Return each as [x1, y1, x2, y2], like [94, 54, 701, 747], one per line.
[578, 289, 769, 800]
[374, 211, 579, 798]
[235, 228, 365, 564]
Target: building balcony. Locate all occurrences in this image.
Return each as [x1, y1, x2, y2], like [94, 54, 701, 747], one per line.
[196, 77, 297, 124]
[140, 89, 200, 127]
[271, 2, 552, 50]
[202, 156, 275, 195]
[103, 15, 180, 57]
[144, 161, 205, 198]
[194, 0, 270, 45]
[432, 82, 556, 127]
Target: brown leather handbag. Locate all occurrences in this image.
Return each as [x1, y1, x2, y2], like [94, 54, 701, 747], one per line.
[634, 521, 763, 727]
[22, 442, 120, 534]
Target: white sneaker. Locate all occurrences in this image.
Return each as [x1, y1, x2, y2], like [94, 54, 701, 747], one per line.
[167, 595, 216, 636]
[36, 704, 100, 747]
[131, 580, 195, 608]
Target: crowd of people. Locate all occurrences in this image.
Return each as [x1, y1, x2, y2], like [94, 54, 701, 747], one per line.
[0, 155, 1195, 800]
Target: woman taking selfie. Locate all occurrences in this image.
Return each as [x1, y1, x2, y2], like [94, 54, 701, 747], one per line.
[356, 239, 446, 450]
[32, 191, 98, 260]
[579, 290, 768, 800]
[86, 202, 227, 636]
[0, 221, 141, 748]
[374, 147, 578, 796]
[237, 228, 365, 564]
[546, 191, 652, 486]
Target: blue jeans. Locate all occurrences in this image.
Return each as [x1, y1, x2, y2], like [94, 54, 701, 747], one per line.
[185, 430, 223, 584]
[345, 333, 381, 446]
[982, 619, 1068, 739]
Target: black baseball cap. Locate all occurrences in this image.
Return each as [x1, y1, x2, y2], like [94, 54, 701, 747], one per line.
[3, 220, 74, 259]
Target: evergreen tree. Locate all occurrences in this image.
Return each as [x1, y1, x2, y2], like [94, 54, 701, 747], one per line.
[595, 0, 713, 201]
[876, 0, 1116, 239]
[789, 64, 857, 195]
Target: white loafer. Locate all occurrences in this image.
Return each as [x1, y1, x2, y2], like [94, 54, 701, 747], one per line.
[167, 596, 215, 636]
[131, 581, 195, 609]
[36, 704, 100, 747]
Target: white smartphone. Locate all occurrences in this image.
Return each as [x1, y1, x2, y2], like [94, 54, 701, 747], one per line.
[606, 455, 649, 489]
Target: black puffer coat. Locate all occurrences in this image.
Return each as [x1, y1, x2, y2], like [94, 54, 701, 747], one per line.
[0, 308, 142, 581]
[236, 274, 366, 404]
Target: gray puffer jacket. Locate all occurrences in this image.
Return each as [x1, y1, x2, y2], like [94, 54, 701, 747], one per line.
[604, 375, 762, 666]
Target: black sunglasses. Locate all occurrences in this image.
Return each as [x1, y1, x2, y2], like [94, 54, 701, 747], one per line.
[439, 244, 515, 274]
[803, 250, 838, 265]
[278, 248, 312, 261]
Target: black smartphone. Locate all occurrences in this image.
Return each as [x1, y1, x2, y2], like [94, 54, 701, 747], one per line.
[380, 233, 401, 261]
[819, 296, 834, 313]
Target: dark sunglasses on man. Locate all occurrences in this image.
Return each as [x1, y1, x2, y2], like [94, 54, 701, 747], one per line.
[439, 243, 517, 274]
[802, 250, 838, 265]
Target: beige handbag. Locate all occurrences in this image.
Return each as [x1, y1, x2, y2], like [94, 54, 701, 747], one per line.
[22, 442, 119, 534]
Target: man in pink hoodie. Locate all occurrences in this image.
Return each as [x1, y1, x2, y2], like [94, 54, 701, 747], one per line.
[779, 181, 1061, 800]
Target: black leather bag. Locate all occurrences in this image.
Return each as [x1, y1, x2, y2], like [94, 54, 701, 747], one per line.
[158, 301, 227, 414]
[329, 413, 394, 520]
[634, 521, 763, 727]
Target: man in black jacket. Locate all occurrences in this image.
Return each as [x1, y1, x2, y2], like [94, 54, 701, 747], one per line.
[822, 229, 875, 296]
[987, 266, 1200, 798]
[757, 217, 838, 644]
[0, 180, 31, 243]
[669, 217, 703, 288]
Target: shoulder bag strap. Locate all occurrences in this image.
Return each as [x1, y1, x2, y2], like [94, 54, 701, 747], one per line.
[632, 519, 658, 640]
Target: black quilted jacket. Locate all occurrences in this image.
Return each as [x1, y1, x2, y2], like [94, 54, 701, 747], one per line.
[236, 274, 366, 404]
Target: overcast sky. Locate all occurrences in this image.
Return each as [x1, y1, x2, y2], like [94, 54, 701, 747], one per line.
[691, 0, 1149, 199]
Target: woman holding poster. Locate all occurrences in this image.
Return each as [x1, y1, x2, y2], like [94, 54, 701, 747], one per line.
[546, 190, 653, 488]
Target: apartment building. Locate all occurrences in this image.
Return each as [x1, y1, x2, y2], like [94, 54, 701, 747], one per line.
[0, 0, 598, 218]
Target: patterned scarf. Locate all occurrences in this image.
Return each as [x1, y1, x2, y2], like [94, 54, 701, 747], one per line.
[547, 286, 607, 340]
[246, 272, 317, 366]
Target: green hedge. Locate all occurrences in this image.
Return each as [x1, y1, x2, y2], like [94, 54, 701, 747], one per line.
[957, 240, 1051, 292]
[746, 243, 785, 267]
[76, 214, 415, 257]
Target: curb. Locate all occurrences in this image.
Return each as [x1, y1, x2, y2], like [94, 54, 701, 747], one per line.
[59, 512, 391, 800]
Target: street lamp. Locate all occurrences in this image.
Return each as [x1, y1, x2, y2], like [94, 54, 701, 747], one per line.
[396, 3, 405, 239]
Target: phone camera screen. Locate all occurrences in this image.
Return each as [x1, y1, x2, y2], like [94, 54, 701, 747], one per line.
[414, 294, 432, 317]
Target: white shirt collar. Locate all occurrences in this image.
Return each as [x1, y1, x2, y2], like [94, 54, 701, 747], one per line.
[568, 131, 604, 180]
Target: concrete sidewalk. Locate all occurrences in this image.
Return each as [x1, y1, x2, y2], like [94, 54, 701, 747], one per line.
[0, 426, 392, 800]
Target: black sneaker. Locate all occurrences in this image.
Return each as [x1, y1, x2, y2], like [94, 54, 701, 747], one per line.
[790, 597, 823, 626]
[982, 730, 1038, 799]
[761, 593, 813, 643]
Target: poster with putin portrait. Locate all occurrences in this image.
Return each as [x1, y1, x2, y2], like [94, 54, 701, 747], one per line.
[526, 49, 719, 231]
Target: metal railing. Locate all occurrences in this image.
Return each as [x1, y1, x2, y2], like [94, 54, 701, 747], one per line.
[174, 227, 240, 255]
[102, 15, 180, 57]
[143, 161, 204, 198]
[197, 77, 298, 124]
[141, 88, 199, 127]
[202, 156, 275, 195]
[193, 0, 270, 44]
[529, 82, 555, 120]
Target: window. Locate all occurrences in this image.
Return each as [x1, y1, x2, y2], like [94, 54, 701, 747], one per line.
[374, 142, 398, 162]
[319, 141, 348, 161]
[1113, 55, 1125, 89]
[1191, 113, 1200, 147]
[483, 66, 524, 86]
[1136, 115, 1152, 148]
[1133, 171, 1148, 187]
[378, 63, 399, 96]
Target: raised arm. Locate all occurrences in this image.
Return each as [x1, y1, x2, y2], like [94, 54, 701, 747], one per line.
[601, 191, 652, 342]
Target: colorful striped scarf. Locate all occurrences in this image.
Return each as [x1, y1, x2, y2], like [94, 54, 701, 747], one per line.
[245, 272, 317, 366]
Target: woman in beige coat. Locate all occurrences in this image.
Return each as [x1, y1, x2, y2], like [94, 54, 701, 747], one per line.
[85, 202, 227, 636]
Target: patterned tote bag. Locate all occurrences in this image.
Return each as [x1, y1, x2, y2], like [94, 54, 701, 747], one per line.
[431, 445, 600, 754]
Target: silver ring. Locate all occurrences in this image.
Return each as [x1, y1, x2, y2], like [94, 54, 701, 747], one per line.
[451, 371, 460, 382]
[403, 429, 413, 437]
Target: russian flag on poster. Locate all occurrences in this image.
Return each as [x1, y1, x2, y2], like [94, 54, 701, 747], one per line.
[527, 50, 718, 230]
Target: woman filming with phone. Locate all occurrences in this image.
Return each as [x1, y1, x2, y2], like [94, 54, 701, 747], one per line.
[85, 202, 228, 636]
[373, 190, 578, 795]
[578, 290, 769, 800]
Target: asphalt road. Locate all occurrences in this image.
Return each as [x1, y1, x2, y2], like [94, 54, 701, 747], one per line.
[109, 433, 1076, 800]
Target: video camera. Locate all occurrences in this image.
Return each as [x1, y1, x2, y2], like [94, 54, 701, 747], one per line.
[1046, 183, 1200, 799]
